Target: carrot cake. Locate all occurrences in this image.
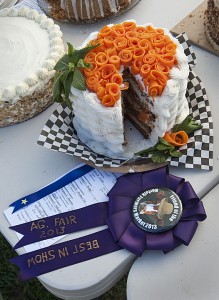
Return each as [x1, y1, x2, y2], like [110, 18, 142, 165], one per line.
[69, 20, 190, 159]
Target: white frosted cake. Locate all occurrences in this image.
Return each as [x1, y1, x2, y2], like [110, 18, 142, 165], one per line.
[0, 7, 65, 127]
[70, 20, 189, 159]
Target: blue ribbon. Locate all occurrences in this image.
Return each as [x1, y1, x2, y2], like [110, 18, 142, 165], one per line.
[10, 164, 94, 213]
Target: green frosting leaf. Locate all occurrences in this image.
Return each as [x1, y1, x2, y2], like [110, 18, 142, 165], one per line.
[151, 151, 170, 163]
[135, 137, 177, 163]
[135, 114, 202, 163]
[62, 70, 74, 108]
[53, 42, 99, 107]
[77, 59, 91, 69]
[54, 54, 70, 72]
[156, 137, 174, 150]
[53, 72, 64, 103]
[169, 149, 183, 157]
[135, 139, 183, 163]
[135, 146, 155, 156]
[72, 68, 86, 91]
[70, 44, 99, 65]
[173, 115, 203, 135]
[67, 42, 74, 56]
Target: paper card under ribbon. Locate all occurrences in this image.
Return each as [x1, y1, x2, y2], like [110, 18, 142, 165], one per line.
[5, 164, 120, 252]
[37, 33, 213, 171]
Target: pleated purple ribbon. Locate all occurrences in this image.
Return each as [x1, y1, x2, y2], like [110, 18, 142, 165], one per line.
[10, 166, 206, 280]
[106, 165, 207, 256]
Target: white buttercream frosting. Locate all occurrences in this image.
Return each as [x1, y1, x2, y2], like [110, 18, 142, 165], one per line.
[71, 88, 125, 154]
[0, 7, 65, 103]
[70, 21, 189, 159]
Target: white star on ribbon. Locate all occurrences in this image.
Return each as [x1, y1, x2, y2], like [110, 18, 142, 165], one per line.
[21, 199, 28, 205]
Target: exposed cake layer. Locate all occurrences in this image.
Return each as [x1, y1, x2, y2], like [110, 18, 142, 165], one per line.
[205, 0, 219, 51]
[0, 7, 65, 126]
[122, 70, 156, 138]
[124, 55, 189, 145]
[70, 21, 189, 159]
[44, 0, 133, 22]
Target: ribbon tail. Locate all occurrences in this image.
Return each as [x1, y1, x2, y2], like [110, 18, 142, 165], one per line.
[13, 237, 28, 250]
[10, 164, 94, 213]
[10, 229, 121, 281]
[11, 202, 109, 249]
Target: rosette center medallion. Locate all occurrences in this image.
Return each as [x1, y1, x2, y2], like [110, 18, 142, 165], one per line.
[132, 188, 182, 233]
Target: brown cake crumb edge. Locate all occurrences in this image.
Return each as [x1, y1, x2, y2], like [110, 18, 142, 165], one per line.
[0, 79, 54, 127]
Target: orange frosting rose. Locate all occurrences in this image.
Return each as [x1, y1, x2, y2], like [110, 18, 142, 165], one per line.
[83, 22, 178, 107]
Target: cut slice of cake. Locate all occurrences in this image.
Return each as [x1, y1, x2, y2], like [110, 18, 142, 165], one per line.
[67, 20, 189, 159]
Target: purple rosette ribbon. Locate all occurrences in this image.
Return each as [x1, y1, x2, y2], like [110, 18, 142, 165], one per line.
[9, 165, 207, 280]
[106, 166, 207, 256]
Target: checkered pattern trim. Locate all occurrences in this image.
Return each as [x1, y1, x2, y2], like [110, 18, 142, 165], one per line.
[37, 104, 122, 168]
[167, 70, 213, 170]
[37, 34, 213, 170]
[176, 32, 197, 68]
